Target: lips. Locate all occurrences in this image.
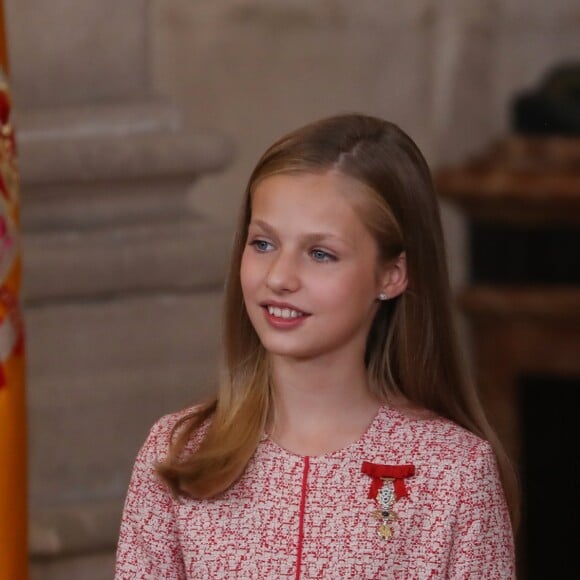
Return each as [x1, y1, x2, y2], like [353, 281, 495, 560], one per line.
[259, 301, 311, 328]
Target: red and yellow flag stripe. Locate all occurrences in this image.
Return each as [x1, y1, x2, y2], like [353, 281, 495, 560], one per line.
[0, 2, 28, 578]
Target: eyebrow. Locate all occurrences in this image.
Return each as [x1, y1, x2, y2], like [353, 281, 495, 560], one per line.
[249, 219, 352, 247]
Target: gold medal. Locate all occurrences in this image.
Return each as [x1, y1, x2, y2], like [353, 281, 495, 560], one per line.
[361, 461, 415, 543]
[378, 523, 393, 540]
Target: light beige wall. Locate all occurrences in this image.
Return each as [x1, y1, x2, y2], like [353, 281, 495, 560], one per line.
[5, 0, 149, 107]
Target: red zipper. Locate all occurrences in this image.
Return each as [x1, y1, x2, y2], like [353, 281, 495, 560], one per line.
[295, 456, 310, 580]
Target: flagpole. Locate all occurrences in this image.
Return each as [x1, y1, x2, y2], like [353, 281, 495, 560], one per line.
[0, 0, 29, 577]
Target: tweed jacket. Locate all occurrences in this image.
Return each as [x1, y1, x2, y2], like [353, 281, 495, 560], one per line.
[115, 405, 515, 579]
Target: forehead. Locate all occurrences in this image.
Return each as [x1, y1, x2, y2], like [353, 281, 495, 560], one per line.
[248, 171, 381, 254]
[250, 171, 371, 227]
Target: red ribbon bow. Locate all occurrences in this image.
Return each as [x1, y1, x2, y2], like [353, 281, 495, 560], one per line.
[361, 461, 415, 501]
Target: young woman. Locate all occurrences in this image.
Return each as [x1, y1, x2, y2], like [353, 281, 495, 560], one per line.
[115, 113, 517, 579]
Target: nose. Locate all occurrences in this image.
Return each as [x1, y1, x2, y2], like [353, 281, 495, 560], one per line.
[266, 251, 300, 294]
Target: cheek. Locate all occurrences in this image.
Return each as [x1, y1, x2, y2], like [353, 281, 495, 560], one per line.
[240, 249, 259, 298]
[321, 266, 378, 306]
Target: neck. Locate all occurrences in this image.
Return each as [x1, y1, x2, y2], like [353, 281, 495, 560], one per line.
[266, 353, 381, 455]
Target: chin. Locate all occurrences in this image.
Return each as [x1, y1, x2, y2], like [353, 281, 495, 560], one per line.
[260, 341, 310, 359]
[253, 332, 311, 357]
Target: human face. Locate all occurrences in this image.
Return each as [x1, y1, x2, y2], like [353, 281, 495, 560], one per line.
[240, 171, 387, 364]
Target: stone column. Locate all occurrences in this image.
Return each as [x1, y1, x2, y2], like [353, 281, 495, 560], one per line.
[4, 2, 234, 578]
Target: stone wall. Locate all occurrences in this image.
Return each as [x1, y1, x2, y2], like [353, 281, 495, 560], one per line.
[5, 2, 235, 578]
[6, 0, 149, 107]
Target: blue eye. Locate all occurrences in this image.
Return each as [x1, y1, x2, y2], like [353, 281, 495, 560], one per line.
[311, 249, 335, 262]
[250, 239, 274, 252]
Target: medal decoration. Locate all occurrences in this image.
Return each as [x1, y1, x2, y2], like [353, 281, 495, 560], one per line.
[361, 462, 415, 540]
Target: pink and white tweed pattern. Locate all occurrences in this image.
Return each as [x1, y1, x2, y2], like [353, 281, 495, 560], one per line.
[115, 406, 515, 579]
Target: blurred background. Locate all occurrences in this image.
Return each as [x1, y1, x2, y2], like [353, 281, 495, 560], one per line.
[1, 0, 578, 578]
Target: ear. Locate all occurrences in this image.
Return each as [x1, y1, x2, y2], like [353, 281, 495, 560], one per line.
[378, 252, 408, 300]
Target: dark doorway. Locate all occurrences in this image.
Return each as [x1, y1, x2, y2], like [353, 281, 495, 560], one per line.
[518, 375, 578, 579]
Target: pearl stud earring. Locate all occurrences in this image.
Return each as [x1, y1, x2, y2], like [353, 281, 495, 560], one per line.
[378, 292, 388, 301]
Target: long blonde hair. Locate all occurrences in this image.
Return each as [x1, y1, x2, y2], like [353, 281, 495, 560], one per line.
[157, 113, 519, 526]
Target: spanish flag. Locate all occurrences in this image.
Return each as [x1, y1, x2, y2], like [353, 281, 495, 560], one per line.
[0, 3, 28, 578]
